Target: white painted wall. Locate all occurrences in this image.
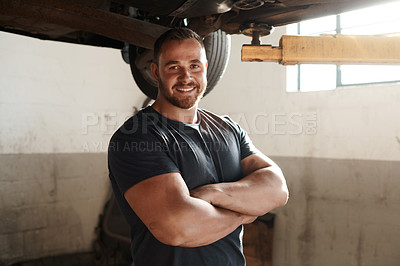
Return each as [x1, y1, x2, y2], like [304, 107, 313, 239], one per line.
[0, 31, 147, 154]
[0, 31, 146, 264]
[201, 28, 400, 162]
[201, 27, 400, 266]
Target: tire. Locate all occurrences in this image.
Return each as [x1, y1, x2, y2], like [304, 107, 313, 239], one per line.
[203, 30, 231, 93]
[129, 30, 231, 100]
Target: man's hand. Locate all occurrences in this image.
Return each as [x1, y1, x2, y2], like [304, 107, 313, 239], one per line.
[190, 184, 220, 204]
[191, 185, 258, 224]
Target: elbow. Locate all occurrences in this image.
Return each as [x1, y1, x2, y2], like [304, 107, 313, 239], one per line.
[156, 234, 185, 247]
[150, 224, 185, 247]
[149, 219, 193, 247]
[273, 167, 289, 207]
[155, 230, 198, 247]
[265, 168, 289, 210]
[277, 185, 289, 207]
[260, 190, 288, 215]
[253, 187, 288, 216]
[152, 232, 179, 246]
[275, 171, 289, 208]
[258, 186, 288, 216]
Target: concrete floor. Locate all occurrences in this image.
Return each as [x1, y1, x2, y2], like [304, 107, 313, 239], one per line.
[11, 253, 99, 266]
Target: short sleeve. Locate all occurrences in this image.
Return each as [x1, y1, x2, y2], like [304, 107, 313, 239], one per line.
[222, 116, 259, 160]
[238, 125, 259, 160]
[108, 129, 180, 194]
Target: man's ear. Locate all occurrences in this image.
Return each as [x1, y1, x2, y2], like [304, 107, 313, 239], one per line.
[151, 62, 159, 81]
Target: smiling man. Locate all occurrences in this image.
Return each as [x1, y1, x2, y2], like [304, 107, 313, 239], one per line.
[108, 28, 288, 266]
[152, 34, 206, 112]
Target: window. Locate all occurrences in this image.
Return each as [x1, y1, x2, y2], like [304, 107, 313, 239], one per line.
[286, 1, 400, 92]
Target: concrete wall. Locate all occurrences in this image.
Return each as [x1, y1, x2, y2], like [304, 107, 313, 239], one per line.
[0, 31, 147, 265]
[1, 24, 400, 266]
[201, 27, 400, 266]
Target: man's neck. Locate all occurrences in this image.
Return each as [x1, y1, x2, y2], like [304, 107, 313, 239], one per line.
[151, 101, 199, 124]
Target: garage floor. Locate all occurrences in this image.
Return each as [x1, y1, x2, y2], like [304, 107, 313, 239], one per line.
[11, 253, 95, 266]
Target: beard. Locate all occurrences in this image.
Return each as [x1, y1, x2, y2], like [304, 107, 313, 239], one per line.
[158, 79, 206, 109]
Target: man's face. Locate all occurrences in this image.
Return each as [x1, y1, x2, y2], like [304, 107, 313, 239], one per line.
[151, 38, 208, 110]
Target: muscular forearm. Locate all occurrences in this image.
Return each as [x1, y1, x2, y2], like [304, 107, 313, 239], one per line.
[124, 172, 257, 248]
[150, 196, 256, 247]
[191, 165, 288, 216]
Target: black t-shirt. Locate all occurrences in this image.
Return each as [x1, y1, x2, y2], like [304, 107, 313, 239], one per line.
[108, 106, 257, 266]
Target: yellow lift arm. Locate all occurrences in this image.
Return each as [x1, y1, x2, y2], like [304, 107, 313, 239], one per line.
[241, 35, 400, 65]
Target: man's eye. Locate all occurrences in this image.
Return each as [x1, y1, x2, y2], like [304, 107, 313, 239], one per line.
[191, 64, 200, 69]
[169, 66, 178, 70]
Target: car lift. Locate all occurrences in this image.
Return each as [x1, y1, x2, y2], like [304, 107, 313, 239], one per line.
[241, 34, 400, 65]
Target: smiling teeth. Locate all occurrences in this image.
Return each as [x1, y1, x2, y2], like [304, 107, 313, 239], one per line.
[177, 88, 194, 92]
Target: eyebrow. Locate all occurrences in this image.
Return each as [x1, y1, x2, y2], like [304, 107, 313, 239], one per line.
[164, 60, 179, 66]
[164, 59, 202, 67]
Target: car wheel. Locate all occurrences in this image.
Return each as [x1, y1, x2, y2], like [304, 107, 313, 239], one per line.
[128, 30, 231, 100]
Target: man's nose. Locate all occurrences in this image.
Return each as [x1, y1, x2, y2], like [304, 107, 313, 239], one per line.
[179, 67, 191, 80]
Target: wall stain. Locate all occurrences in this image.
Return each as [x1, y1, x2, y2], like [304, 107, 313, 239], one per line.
[297, 160, 316, 266]
[356, 229, 364, 266]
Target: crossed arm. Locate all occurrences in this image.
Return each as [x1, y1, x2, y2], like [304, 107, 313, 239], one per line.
[190, 152, 289, 216]
[123, 152, 288, 247]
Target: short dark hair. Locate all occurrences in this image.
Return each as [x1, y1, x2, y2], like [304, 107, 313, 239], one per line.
[153, 27, 204, 65]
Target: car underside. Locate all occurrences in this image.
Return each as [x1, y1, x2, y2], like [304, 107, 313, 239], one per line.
[0, 0, 396, 98]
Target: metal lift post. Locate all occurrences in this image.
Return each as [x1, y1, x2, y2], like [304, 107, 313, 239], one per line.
[241, 34, 400, 65]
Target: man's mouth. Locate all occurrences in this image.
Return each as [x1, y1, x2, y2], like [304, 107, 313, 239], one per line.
[174, 82, 198, 93]
[176, 87, 195, 92]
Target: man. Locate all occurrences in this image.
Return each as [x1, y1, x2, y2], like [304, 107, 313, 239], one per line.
[108, 27, 288, 266]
